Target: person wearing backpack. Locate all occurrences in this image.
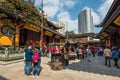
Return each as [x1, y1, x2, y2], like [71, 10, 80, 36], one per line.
[32, 47, 41, 79]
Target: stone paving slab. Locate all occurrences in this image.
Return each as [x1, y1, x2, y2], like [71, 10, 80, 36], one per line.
[0, 56, 120, 80]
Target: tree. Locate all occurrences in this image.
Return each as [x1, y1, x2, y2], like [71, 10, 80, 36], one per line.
[0, 0, 43, 25]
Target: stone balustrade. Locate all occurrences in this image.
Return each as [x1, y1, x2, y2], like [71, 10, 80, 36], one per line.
[0, 46, 24, 61]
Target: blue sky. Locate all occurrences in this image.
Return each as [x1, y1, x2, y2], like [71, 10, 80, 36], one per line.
[34, 0, 114, 33]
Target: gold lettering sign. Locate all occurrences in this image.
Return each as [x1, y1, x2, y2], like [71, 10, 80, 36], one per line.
[24, 24, 40, 32]
[55, 35, 60, 39]
[45, 31, 53, 36]
[113, 15, 120, 26]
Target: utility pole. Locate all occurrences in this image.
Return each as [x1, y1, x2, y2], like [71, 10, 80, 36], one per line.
[66, 21, 68, 32]
[40, 0, 44, 48]
[13, 22, 16, 52]
[66, 21, 68, 44]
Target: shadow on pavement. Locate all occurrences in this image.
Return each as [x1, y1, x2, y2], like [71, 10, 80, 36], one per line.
[0, 76, 9, 80]
[65, 57, 120, 77]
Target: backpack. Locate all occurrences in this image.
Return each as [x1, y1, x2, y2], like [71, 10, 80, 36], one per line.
[32, 51, 40, 63]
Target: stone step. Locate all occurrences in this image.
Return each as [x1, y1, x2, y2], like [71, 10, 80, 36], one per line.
[0, 59, 24, 65]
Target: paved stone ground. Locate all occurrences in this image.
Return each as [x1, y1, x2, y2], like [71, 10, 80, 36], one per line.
[0, 56, 120, 80]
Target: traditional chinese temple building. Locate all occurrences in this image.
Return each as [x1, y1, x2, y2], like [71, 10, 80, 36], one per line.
[0, 0, 64, 47]
[96, 0, 120, 48]
[67, 33, 101, 48]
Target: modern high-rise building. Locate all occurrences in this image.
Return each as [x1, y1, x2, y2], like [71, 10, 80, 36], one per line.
[78, 8, 93, 33]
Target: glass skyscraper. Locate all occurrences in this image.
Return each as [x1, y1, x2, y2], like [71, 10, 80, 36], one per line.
[78, 8, 93, 33]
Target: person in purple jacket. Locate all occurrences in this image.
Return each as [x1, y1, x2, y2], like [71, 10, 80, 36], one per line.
[112, 46, 119, 69]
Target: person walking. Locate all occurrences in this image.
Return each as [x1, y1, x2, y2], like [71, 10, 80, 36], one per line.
[112, 46, 119, 69]
[91, 48, 95, 57]
[24, 45, 33, 75]
[86, 47, 92, 62]
[50, 46, 55, 59]
[82, 48, 85, 59]
[103, 46, 112, 67]
[75, 47, 79, 59]
[32, 47, 41, 79]
[78, 47, 83, 59]
[99, 47, 104, 56]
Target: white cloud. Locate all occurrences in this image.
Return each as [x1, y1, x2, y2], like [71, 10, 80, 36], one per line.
[91, 10, 100, 25]
[34, 0, 62, 18]
[43, 0, 63, 18]
[57, 11, 78, 33]
[43, 5, 60, 18]
[64, 0, 77, 9]
[34, 0, 78, 33]
[34, 0, 41, 7]
[34, 0, 77, 19]
[98, 0, 114, 19]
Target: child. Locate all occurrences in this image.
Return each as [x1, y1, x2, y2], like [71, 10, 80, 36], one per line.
[32, 47, 41, 79]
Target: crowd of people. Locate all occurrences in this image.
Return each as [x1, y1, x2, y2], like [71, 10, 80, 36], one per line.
[75, 45, 120, 69]
[23, 44, 120, 79]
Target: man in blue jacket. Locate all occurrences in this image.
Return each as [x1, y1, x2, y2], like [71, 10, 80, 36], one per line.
[112, 46, 119, 69]
[24, 45, 33, 75]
